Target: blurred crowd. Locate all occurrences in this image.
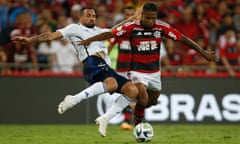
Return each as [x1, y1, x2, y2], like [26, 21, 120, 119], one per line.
[0, 0, 240, 77]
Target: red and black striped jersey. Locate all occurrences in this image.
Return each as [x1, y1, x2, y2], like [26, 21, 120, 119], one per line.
[113, 37, 132, 72]
[112, 20, 182, 73]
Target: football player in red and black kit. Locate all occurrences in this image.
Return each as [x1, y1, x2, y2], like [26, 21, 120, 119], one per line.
[80, 2, 218, 126]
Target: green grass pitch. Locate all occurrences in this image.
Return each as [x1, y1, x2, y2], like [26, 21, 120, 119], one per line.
[0, 124, 239, 144]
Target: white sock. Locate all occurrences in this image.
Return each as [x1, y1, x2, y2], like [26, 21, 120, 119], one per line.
[101, 93, 120, 111]
[73, 82, 107, 103]
[103, 94, 131, 120]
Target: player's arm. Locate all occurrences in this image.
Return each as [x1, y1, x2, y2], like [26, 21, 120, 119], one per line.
[181, 34, 218, 62]
[11, 31, 63, 44]
[79, 32, 114, 46]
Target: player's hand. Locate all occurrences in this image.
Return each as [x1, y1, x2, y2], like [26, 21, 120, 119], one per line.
[11, 36, 31, 44]
[203, 50, 219, 62]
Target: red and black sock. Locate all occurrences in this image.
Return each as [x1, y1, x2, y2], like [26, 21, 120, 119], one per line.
[134, 103, 145, 125]
[123, 105, 132, 123]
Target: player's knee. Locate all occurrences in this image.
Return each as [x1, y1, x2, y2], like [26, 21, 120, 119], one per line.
[127, 84, 139, 99]
[109, 81, 118, 92]
[121, 82, 138, 99]
[104, 77, 118, 92]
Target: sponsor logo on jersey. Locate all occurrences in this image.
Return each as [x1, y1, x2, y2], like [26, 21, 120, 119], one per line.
[144, 32, 152, 36]
[137, 40, 158, 51]
[153, 31, 161, 38]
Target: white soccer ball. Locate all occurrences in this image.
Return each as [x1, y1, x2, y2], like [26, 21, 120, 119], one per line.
[133, 122, 154, 142]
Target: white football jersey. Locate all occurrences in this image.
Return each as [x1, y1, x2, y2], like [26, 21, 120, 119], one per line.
[57, 24, 111, 64]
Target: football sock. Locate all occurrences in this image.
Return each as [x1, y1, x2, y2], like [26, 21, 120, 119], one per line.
[124, 112, 132, 123]
[134, 103, 145, 125]
[101, 93, 120, 111]
[103, 95, 131, 120]
[123, 106, 132, 123]
[73, 82, 107, 103]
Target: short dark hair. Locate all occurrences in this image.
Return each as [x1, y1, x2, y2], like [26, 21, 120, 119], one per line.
[80, 7, 96, 15]
[143, 2, 158, 12]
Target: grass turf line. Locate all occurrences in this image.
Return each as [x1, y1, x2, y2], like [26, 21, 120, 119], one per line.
[0, 124, 239, 144]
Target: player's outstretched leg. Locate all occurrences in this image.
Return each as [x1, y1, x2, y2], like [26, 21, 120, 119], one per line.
[58, 95, 77, 114]
[57, 82, 107, 114]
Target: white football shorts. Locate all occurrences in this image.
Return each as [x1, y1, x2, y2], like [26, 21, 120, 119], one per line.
[129, 71, 162, 91]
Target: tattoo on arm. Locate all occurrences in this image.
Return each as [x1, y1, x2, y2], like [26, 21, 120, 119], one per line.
[29, 32, 61, 43]
[29, 33, 50, 43]
[37, 33, 51, 42]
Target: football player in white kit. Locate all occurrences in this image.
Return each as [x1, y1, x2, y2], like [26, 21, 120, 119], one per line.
[12, 7, 140, 137]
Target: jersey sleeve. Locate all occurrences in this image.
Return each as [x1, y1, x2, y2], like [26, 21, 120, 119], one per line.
[57, 24, 79, 39]
[112, 22, 133, 37]
[160, 22, 182, 41]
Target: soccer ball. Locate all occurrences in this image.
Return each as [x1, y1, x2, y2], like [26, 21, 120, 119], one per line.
[133, 122, 154, 142]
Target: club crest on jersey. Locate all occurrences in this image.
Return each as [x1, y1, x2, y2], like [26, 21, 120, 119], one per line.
[153, 31, 161, 38]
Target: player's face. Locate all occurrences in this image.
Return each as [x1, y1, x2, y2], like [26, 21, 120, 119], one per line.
[141, 11, 157, 28]
[123, 9, 135, 19]
[80, 9, 96, 28]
